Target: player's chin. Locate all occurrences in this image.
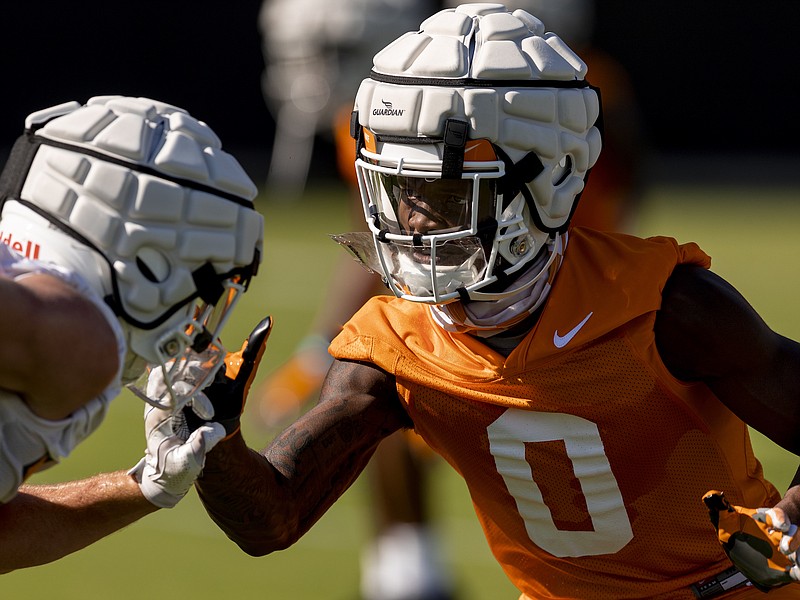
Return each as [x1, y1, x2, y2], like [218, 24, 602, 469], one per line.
[414, 248, 467, 267]
[412, 249, 432, 265]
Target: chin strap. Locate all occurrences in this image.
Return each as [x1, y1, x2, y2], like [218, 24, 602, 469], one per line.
[430, 232, 567, 337]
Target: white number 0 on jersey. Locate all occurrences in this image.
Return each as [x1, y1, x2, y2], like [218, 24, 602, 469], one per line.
[487, 409, 633, 557]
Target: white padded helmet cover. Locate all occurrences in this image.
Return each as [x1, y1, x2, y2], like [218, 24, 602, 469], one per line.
[354, 3, 601, 232]
[5, 96, 263, 327]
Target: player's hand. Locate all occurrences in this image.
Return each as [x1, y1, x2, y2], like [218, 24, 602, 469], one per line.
[142, 356, 217, 417]
[183, 316, 273, 439]
[703, 490, 800, 591]
[130, 404, 225, 508]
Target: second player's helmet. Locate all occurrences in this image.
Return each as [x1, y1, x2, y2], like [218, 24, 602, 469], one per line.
[0, 96, 264, 410]
[341, 3, 601, 304]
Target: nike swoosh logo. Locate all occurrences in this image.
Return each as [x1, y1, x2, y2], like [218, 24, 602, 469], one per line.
[465, 142, 482, 153]
[553, 312, 593, 349]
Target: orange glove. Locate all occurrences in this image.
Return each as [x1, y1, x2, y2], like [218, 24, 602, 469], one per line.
[184, 316, 272, 439]
[703, 490, 800, 591]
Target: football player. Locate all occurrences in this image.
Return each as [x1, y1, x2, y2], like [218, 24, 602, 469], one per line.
[254, 2, 643, 598]
[0, 96, 263, 571]
[191, 4, 800, 598]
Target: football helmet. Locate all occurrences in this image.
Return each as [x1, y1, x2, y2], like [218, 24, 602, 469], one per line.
[337, 3, 601, 304]
[0, 96, 264, 411]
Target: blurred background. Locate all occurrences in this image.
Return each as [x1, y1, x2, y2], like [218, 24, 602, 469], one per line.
[1, 1, 798, 188]
[2, 2, 799, 599]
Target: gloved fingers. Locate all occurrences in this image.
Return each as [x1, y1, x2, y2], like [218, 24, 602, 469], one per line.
[164, 423, 225, 477]
[227, 316, 272, 386]
[151, 423, 223, 490]
[765, 507, 792, 532]
[756, 508, 800, 556]
[135, 405, 224, 508]
[765, 507, 800, 556]
[143, 403, 191, 450]
[781, 524, 800, 556]
[186, 316, 273, 438]
[183, 357, 215, 383]
[189, 422, 226, 455]
[171, 380, 196, 400]
[242, 316, 273, 363]
[144, 404, 171, 435]
[145, 366, 169, 401]
[234, 317, 273, 412]
[189, 391, 215, 421]
[140, 355, 221, 413]
[734, 506, 788, 555]
[703, 490, 798, 590]
[754, 507, 789, 532]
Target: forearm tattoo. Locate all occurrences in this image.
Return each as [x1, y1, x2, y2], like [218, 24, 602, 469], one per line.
[196, 360, 408, 552]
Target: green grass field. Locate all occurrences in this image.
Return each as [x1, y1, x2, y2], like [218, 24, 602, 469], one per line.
[3, 179, 800, 599]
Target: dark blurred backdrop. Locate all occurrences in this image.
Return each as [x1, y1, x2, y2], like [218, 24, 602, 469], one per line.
[1, 1, 797, 186]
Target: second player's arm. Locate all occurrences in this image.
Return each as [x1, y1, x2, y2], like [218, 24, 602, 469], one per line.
[655, 264, 800, 454]
[195, 358, 410, 555]
[0, 273, 119, 420]
[0, 471, 156, 573]
[656, 264, 800, 523]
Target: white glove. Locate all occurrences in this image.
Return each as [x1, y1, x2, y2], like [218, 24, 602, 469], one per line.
[129, 403, 225, 508]
[756, 507, 800, 580]
[704, 491, 800, 591]
[142, 359, 217, 416]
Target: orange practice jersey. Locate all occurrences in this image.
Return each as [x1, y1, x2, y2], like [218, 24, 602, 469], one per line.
[330, 229, 798, 599]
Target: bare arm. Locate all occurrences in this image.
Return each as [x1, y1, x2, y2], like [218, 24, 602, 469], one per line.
[657, 265, 800, 524]
[0, 471, 157, 573]
[655, 264, 800, 453]
[195, 358, 410, 555]
[0, 274, 119, 419]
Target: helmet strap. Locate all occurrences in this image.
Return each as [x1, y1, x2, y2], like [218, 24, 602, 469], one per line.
[0, 134, 39, 216]
[441, 119, 469, 180]
[350, 110, 365, 160]
[192, 261, 225, 305]
[494, 145, 544, 210]
[430, 232, 566, 337]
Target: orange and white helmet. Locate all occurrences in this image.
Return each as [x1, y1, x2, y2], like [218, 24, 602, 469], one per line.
[337, 3, 601, 304]
[0, 96, 263, 411]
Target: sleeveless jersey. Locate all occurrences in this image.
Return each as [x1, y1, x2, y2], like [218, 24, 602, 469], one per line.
[0, 243, 126, 503]
[330, 229, 794, 599]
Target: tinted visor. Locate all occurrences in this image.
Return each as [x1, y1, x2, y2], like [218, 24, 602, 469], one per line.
[367, 173, 480, 236]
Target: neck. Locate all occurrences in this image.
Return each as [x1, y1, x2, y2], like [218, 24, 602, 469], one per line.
[476, 309, 542, 356]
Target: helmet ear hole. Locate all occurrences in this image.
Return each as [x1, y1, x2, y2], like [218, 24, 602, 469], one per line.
[136, 247, 170, 283]
[552, 155, 573, 187]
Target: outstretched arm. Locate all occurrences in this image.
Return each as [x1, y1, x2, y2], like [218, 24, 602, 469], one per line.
[0, 472, 156, 574]
[195, 358, 410, 556]
[656, 264, 800, 454]
[658, 264, 800, 587]
[0, 364, 227, 573]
